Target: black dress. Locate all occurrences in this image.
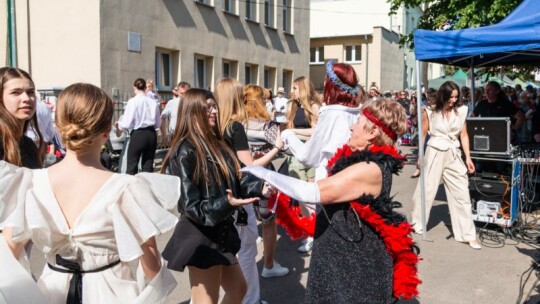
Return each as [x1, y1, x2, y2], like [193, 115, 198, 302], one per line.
[0, 135, 40, 169]
[305, 149, 406, 304]
[162, 140, 263, 271]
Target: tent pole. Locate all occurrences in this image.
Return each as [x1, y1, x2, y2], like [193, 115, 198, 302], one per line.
[416, 60, 430, 241]
[470, 60, 475, 109]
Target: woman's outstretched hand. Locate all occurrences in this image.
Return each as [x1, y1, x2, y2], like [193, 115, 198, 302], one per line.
[226, 189, 260, 206]
[466, 157, 475, 174]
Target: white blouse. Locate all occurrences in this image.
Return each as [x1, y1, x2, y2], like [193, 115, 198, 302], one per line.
[0, 162, 179, 304]
[425, 105, 468, 151]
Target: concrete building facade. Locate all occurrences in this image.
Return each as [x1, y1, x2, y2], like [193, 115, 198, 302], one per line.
[310, 0, 443, 92]
[2, 0, 310, 101]
[309, 27, 403, 92]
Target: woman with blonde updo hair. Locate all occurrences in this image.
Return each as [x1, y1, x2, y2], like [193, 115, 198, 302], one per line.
[2, 83, 180, 303]
[242, 98, 420, 302]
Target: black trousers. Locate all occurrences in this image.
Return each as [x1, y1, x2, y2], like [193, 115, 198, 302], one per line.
[126, 126, 157, 174]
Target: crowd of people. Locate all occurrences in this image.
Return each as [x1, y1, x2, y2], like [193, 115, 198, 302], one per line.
[1, 60, 536, 303]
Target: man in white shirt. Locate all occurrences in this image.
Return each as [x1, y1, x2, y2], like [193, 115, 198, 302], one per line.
[116, 78, 162, 174]
[26, 98, 57, 145]
[273, 87, 288, 123]
[160, 81, 191, 146]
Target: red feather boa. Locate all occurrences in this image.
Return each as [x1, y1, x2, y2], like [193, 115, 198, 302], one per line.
[273, 144, 421, 300]
[269, 192, 316, 240]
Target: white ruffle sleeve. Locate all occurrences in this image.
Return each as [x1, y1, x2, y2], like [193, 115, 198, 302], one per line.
[111, 172, 180, 262]
[0, 161, 31, 227]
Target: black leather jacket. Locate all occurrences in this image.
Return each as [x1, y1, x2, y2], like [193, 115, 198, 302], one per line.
[167, 140, 264, 227]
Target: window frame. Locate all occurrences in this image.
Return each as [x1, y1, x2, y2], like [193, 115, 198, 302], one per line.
[309, 46, 325, 64]
[245, 0, 257, 21]
[245, 65, 252, 84]
[222, 0, 236, 14]
[282, 0, 292, 33]
[194, 57, 207, 89]
[344, 45, 362, 63]
[264, 0, 275, 28]
[155, 50, 173, 90]
[194, 0, 213, 7]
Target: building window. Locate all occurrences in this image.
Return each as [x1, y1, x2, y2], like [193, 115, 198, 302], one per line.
[310, 47, 324, 64]
[222, 59, 238, 79]
[195, 0, 213, 6]
[246, 0, 256, 21]
[264, 67, 276, 89]
[282, 0, 292, 33]
[195, 58, 206, 89]
[264, 0, 274, 27]
[245, 63, 259, 84]
[223, 62, 231, 78]
[245, 65, 252, 84]
[195, 55, 213, 89]
[223, 0, 236, 14]
[155, 50, 175, 89]
[344, 45, 361, 63]
[282, 69, 292, 98]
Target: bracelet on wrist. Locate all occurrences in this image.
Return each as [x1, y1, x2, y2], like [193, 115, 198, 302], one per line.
[274, 145, 283, 151]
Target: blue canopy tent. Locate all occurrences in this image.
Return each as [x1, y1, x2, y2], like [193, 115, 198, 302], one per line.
[414, 0, 540, 68]
[411, 0, 540, 241]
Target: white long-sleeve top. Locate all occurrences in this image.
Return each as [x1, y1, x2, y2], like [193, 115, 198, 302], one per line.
[118, 93, 161, 131]
[161, 97, 180, 133]
[282, 104, 361, 181]
[26, 99, 57, 144]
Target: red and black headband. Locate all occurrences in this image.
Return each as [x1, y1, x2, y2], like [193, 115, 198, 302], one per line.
[362, 108, 397, 141]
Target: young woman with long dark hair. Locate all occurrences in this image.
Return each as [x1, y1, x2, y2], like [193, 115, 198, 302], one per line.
[0, 67, 43, 168]
[411, 80, 481, 249]
[161, 88, 261, 304]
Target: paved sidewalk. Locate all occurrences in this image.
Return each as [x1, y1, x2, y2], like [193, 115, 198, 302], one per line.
[29, 147, 539, 303]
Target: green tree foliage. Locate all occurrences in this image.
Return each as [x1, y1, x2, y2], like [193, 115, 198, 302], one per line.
[388, 0, 523, 48]
[389, 0, 540, 80]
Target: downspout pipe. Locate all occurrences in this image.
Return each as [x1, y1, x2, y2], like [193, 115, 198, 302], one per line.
[8, 0, 17, 67]
[365, 34, 369, 89]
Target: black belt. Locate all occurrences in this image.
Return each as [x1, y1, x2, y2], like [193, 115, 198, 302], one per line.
[130, 126, 156, 135]
[47, 254, 121, 304]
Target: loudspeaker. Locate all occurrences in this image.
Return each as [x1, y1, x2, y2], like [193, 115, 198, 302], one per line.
[467, 117, 512, 156]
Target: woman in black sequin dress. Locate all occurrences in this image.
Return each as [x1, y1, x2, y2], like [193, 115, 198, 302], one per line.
[242, 98, 421, 303]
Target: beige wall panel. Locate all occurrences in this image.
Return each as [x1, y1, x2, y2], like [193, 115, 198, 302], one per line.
[27, 1, 101, 89]
[0, 1, 8, 66]
[376, 27, 404, 91]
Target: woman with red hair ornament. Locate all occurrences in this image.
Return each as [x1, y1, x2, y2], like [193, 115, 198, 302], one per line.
[243, 99, 421, 303]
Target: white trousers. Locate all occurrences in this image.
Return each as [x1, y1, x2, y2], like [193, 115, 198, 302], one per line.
[235, 205, 261, 304]
[411, 146, 477, 242]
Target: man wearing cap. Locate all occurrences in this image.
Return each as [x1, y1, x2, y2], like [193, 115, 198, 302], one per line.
[274, 87, 288, 123]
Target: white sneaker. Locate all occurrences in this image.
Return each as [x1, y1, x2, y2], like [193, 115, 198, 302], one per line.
[261, 261, 289, 278]
[297, 237, 313, 253]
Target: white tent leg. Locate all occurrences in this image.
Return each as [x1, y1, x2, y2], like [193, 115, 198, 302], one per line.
[416, 60, 431, 242]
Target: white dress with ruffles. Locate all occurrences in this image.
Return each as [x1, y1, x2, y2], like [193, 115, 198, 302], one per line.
[0, 161, 180, 304]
